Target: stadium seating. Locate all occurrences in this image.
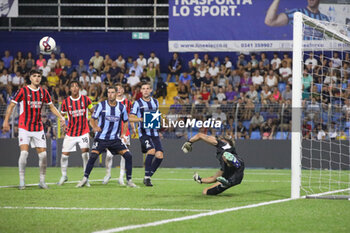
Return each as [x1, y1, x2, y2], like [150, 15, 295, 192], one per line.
[250, 131, 261, 140]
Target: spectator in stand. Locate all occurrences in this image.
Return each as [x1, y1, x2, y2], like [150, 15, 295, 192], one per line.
[198, 62, 207, 78]
[323, 70, 337, 86]
[208, 61, 220, 81]
[213, 56, 220, 67]
[13, 51, 24, 73]
[187, 61, 196, 77]
[331, 52, 342, 69]
[279, 99, 292, 133]
[225, 84, 238, 103]
[265, 70, 278, 89]
[217, 72, 228, 90]
[316, 124, 326, 140]
[302, 69, 313, 99]
[260, 52, 270, 69]
[2, 50, 13, 72]
[47, 52, 58, 70]
[224, 56, 233, 75]
[25, 52, 35, 72]
[140, 69, 151, 85]
[282, 53, 292, 68]
[279, 60, 292, 83]
[178, 84, 190, 102]
[261, 118, 275, 140]
[240, 72, 252, 93]
[146, 62, 156, 84]
[12, 71, 25, 93]
[54, 62, 63, 76]
[147, 51, 160, 77]
[252, 69, 264, 91]
[136, 52, 147, 69]
[59, 52, 69, 68]
[129, 61, 143, 77]
[79, 71, 90, 91]
[88, 85, 99, 102]
[340, 62, 350, 79]
[109, 61, 122, 79]
[203, 53, 211, 67]
[200, 86, 211, 106]
[87, 63, 96, 77]
[245, 62, 256, 77]
[191, 53, 201, 68]
[242, 98, 255, 121]
[216, 87, 226, 103]
[202, 72, 214, 94]
[154, 76, 167, 104]
[47, 70, 59, 91]
[179, 71, 191, 90]
[0, 69, 12, 96]
[227, 69, 241, 88]
[75, 59, 87, 76]
[90, 71, 102, 94]
[270, 87, 282, 103]
[249, 111, 264, 137]
[103, 54, 113, 70]
[236, 121, 249, 139]
[36, 53, 46, 68]
[127, 70, 140, 92]
[260, 85, 272, 105]
[249, 53, 259, 69]
[59, 69, 70, 88]
[89, 50, 104, 71]
[213, 107, 227, 124]
[245, 85, 258, 102]
[126, 56, 133, 73]
[282, 84, 292, 101]
[192, 71, 203, 91]
[39, 60, 51, 79]
[236, 53, 247, 69]
[16, 59, 28, 75]
[271, 52, 282, 70]
[115, 54, 126, 72]
[167, 52, 182, 84]
[65, 60, 74, 76]
[304, 52, 318, 69]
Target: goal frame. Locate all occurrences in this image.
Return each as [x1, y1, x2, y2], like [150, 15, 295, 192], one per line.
[291, 12, 350, 199]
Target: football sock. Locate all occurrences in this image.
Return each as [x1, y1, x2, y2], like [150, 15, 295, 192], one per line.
[38, 151, 47, 183]
[60, 154, 69, 177]
[84, 152, 98, 178]
[18, 151, 28, 184]
[122, 151, 132, 181]
[105, 151, 113, 177]
[81, 152, 89, 171]
[119, 156, 125, 178]
[150, 158, 163, 177]
[145, 154, 154, 177]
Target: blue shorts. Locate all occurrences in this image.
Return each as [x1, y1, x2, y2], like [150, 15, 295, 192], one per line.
[140, 135, 163, 153]
[91, 138, 128, 155]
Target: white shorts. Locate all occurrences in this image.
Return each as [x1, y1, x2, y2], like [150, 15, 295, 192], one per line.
[62, 133, 90, 153]
[19, 128, 47, 148]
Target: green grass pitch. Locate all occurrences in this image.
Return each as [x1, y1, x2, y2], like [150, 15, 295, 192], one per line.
[0, 167, 349, 233]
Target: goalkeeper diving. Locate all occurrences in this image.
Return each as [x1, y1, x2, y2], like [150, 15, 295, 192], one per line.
[182, 133, 244, 195]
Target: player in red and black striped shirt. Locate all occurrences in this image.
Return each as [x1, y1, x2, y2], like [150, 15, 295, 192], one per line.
[2, 70, 65, 190]
[58, 80, 94, 185]
[103, 83, 135, 185]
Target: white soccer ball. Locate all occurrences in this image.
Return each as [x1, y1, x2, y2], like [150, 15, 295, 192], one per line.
[39, 36, 56, 53]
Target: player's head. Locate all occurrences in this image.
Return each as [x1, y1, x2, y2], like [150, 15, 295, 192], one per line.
[69, 80, 81, 96]
[115, 83, 124, 97]
[307, 0, 320, 9]
[29, 69, 42, 86]
[107, 86, 117, 102]
[140, 82, 152, 99]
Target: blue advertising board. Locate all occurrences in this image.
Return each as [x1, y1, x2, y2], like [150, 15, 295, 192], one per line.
[169, 0, 350, 52]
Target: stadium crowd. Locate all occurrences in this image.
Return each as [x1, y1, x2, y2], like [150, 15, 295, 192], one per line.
[0, 49, 350, 140]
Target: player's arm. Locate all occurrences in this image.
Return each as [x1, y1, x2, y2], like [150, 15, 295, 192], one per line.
[193, 170, 223, 184]
[129, 114, 143, 123]
[49, 104, 66, 127]
[90, 102, 102, 133]
[264, 0, 288, 27]
[2, 102, 17, 132]
[129, 101, 142, 122]
[182, 133, 218, 153]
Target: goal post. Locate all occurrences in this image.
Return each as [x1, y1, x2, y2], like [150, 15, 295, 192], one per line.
[291, 12, 350, 199]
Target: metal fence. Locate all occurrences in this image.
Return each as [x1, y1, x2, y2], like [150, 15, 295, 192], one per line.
[0, 0, 169, 31]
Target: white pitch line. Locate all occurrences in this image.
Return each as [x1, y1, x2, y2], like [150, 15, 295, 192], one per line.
[92, 197, 294, 233]
[0, 206, 211, 212]
[0, 178, 290, 188]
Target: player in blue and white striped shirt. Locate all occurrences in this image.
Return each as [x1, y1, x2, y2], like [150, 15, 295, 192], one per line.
[265, 0, 329, 40]
[76, 86, 137, 188]
[130, 82, 163, 187]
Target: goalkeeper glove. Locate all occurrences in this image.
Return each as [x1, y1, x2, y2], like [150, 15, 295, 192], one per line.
[193, 172, 202, 184]
[181, 141, 192, 153]
[216, 176, 230, 187]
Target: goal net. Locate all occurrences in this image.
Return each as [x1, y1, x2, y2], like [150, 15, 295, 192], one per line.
[292, 12, 350, 199]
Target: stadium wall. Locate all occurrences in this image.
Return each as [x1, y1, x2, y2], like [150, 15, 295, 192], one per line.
[0, 31, 293, 73]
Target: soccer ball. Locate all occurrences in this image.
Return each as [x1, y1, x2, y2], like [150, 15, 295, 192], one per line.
[39, 36, 56, 53]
